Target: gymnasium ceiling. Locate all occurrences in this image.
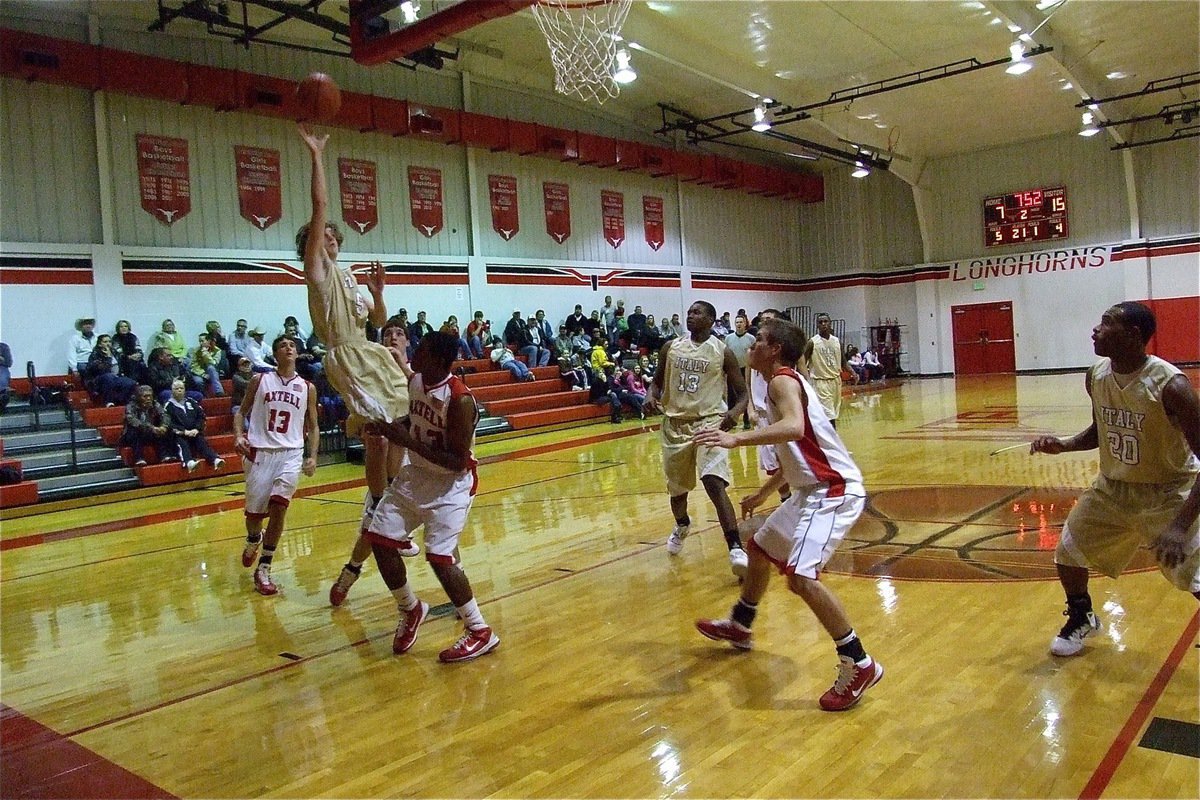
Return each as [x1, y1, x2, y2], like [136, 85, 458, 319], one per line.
[11, 1, 1200, 184]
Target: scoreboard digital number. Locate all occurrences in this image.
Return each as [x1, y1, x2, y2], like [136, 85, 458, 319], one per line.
[984, 187, 1068, 247]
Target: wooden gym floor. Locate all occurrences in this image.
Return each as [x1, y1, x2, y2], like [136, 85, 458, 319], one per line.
[1, 372, 1197, 799]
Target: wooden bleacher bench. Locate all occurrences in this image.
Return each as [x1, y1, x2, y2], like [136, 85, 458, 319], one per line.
[0, 480, 39, 508]
[134, 454, 243, 486]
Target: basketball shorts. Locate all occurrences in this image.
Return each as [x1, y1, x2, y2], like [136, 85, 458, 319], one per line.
[749, 483, 866, 579]
[243, 447, 303, 517]
[754, 411, 779, 474]
[812, 377, 842, 421]
[323, 340, 410, 425]
[1057, 473, 1200, 592]
[660, 415, 731, 497]
[366, 460, 477, 565]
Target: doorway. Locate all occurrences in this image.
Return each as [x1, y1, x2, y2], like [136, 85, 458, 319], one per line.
[951, 301, 1016, 374]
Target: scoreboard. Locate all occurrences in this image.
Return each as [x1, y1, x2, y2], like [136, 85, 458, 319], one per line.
[984, 187, 1068, 247]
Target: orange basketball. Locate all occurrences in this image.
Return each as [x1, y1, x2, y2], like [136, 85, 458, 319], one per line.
[296, 72, 341, 122]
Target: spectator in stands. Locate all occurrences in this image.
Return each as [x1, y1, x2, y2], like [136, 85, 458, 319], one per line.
[583, 309, 603, 342]
[148, 319, 189, 365]
[600, 296, 617, 339]
[306, 329, 328, 372]
[244, 327, 274, 373]
[534, 310, 555, 346]
[613, 300, 627, 339]
[568, 326, 591, 357]
[668, 313, 685, 340]
[408, 310, 433, 348]
[120, 385, 176, 466]
[0, 340, 11, 413]
[557, 356, 589, 391]
[713, 313, 731, 338]
[85, 334, 138, 407]
[553, 325, 574, 360]
[846, 346, 866, 385]
[231, 357, 253, 415]
[647, 351, 660, 379]
[638, 315, 662, 354]
[590, 336, 614, 373]
[279, 315, 309, 343]
[443, 315, 473, 361]
[147, 347, 201, 404]
[567, 304, 587, 333]
[638, 354, 654, 382]
[69, 317, 97, 375]
[659, 315, 675, 341]
[112, 320, 146, 384]
[228, 319, 252, 362]
[164, 378, 224, 473]
[863, 346, 884, 381]
[615, 365, 647, 420]
[525, 316, 552, 366]
[503, 310, 525, 348]
[205, 321, 231, 374]
[280, 318, 321, 380]
[465, 311, 489, 359]
[490, 336, 534, 382]
[187, 334, 226, 397]
[627, 305, 647, 339]
[592, 365, 623, 424]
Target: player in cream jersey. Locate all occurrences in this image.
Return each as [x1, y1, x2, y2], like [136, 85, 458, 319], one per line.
[1032, 302, 1200, 658]
[804, 313, 843, 426]
[234, 337, 319, 596]
[646, 301, 749, 577]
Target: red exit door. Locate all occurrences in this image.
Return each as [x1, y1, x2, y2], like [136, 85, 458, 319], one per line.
[952, 301, 1016, 375]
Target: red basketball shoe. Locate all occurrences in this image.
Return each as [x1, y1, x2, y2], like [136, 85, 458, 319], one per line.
[392, 600, 430, 655]
[695, 618, 753, 650]
[819, 655, 883, 711]
[438, 626, 500, 663]
[253, 566, 278, 596]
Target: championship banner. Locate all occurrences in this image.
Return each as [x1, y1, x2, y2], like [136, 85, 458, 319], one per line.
[488, 174, 519, 241]
[136, 134, 191, 226]
[234, 146, 281, 230]
[543, 181, 571, 244]
[601, 190, 625, 249]
[408, 166, 444, 238]
[338, 158, 378, 234]
[643, 195, 665, 251]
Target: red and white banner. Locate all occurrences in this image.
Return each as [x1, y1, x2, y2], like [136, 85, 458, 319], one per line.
[136, 134, 191, 226]
[488, 174, 519, 241]
[408, 166, 444, 238]
[601, 190, 625, 248]
[643, 195, 665, 251]
[234, 146, 281, 231]
[543, 182, 571, 244]
[338, 158, 378, 234]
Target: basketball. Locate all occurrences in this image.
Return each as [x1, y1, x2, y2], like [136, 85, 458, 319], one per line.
[296, 72, 341, 122]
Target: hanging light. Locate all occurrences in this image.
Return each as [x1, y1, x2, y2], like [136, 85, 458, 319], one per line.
[1006, 41, 1032, 75]
[613, 48, 637, 84]
[851, 160, 871, 178]
[1078, 111, 1101, 137]
[400, 0, 420, 24]
[751, 102, 773, 132]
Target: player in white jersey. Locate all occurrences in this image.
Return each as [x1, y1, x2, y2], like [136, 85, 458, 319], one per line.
[803, 313, 843, 427]
[234, 336, 319, 596]
[364, 332, 499, 663]
[645, 300, 749, 578]
[1032, 302, 1200, 657]
[748, 309, 791, 504]
[694, 318, 882, 712]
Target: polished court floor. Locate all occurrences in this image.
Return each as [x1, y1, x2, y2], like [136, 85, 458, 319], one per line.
[1, 373, 1197, 798]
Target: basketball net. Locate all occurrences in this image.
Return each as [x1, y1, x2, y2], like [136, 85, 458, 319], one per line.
[531, 0, 633, 104]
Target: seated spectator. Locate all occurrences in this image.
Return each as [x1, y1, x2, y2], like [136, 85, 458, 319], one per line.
[713, 313, 731, 338]
[442, 315, 473, 361]
[228, 319, 252, 362]
[148, 319, 189, 365]
[534, 310, 555, 347]
[280, 319, 321, 380]
[120, 385, 177, 465]
[637, 354, 654, 382]
[557, 356, 589, 391]
[566, 304, 588, 333]
[85, 334, 138, 407]
[553, 325, 574, 359]
[590, 337, 614, 374]
[583, 309, 603, 341]
[187, 334, 226, 397]
[278, 315, 308, 343]
[614, 365, 647, 420]
[591, 365, 623, 424]
[569, 326, 591, 355]
[659, 316, 675, 341]
[465, 311, 489, 359]
[204, 321, 231, 375]
[863, 347, 884, 381]
[503, 309, 525, 347]
[244, 327, 274, 373]
[147, 347, 202, 404]
[846, 346, 867, 385]
[525, 316, 552, 366]
[647, 351, 660, 379]
[0, 340, 11, 413]
[69, 317, 97, 375]
[627, 305, 647, 339]
[113, 320, 147, 384]
[164, 379, 224, 472]
[408, 310, 434, 348]
[668, 313, 685, 340]
[489, 336, 534, 382]
[306, 330, 328, 369]
[231, 357, 253, 415]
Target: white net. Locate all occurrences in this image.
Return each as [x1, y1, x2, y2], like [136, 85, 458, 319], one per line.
[531, 0, 633, 104]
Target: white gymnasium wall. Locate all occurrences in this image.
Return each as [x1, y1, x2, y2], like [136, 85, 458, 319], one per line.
[1132, 135, 1200, 239]
[679, 187, 804, 273]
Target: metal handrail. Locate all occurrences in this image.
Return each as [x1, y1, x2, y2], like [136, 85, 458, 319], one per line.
[25, 361, 40, 431]
[64, 382, 79, 472]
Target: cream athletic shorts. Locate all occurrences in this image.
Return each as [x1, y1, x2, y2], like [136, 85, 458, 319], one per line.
[660, 415, 731, 497]
[811, 377, 841, 421]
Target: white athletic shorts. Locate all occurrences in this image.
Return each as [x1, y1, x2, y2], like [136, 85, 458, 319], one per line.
[243, 447, 303, 518]
[749, 483, 866, 579]
[660, 415, 731, 497]
[366, 460, 477, 565]
[1057, 473, 1200, 592]
[812, 377, 841, 421]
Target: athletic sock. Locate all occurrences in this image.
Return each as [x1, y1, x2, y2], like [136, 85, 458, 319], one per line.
[245, 532, 262, 544]
[257, 544, 276, 569]
[724, 527, 743, 550]
[731, 598, 757, 629]
[343, 562, 362, 576]
[456, 598, 487, 630]
[676, 515, 691, 527]
[1066, 593, 1093, 615]
[833, 629, 868, 664]
[391, 582, 418, 612]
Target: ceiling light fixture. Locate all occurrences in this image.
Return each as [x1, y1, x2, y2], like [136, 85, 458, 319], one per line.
[851, 160, 871, 178]
[613, 48, 637, 84]
[1079, 111, 1101, 137]
[751, 102, 773, 132]
[1006, 41, 1032, 75]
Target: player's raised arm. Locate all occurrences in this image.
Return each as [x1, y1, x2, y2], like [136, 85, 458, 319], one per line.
[298, 123, 330, 286]
[366, 260, 388, 327]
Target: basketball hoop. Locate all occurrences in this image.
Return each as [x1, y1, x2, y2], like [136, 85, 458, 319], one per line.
[531, 0, 633, 104]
